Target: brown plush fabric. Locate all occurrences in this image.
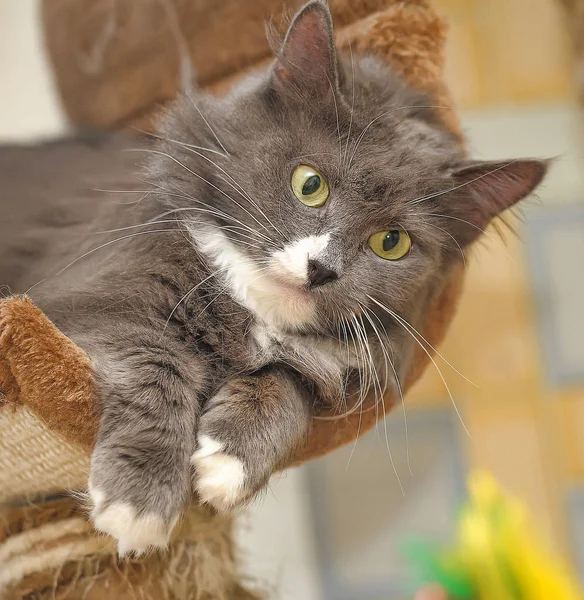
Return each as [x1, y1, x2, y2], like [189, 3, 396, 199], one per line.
[1, 497, 258, 600]
[0, 297, 97, 448]
[208, 1, 460, 141]
[42, 0, 398, 128]
[42, 0, 461, 139]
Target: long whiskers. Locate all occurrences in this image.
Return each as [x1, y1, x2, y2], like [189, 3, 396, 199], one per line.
[160, 268, 224, 338]
[345, 314, 368, 470]
[25, 228, 184, 296]
[93, 203, 278, 250]
[421, 221, 466, 265]
[316, 311, 353, 419]
[367, 295, 471, 437]
[135, 177, 280, 247]
[150, 134, 286, 239]
[348, 105, 452, 169]
[406, 160, 519, 206]
[418, 213, 516, 264]
[156, 206, 280, 248]
[342, 44, 356, 170]
[92, 187, 153, 206]
[186, 93, 229, 156]
[366, 286, 476, 387]
[328, 75, 343, 177]
[360, 303, 411, 476]
[160, 258, 270, 339]
[129, 148, 275, 238]
[358, 310, 404, 493]
[93, 219, 183, 235]
[288, 152, 340, 162]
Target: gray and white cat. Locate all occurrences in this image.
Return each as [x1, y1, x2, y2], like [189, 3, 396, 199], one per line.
[0, 0, 547, 554]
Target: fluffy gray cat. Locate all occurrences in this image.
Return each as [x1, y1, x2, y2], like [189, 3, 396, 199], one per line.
[0, 0, 547, 554]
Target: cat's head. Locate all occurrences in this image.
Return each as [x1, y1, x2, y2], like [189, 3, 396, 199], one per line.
[151, 0, 547, 335]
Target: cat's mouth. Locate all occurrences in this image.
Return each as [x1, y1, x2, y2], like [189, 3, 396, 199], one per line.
[268, 266, 312, 295]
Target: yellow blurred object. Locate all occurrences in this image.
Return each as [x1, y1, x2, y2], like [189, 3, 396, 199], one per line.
[460, 471, 583, 600]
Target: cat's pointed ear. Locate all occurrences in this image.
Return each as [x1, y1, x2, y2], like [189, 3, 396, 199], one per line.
[449, 158, 549, 242]
[270, 0, 339, 99]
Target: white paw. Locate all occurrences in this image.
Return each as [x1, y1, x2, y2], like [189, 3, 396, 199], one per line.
[88, 484, 176, 556]
[192, 435, 246, 512]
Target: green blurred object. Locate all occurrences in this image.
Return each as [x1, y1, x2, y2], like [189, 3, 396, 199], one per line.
[402, 538, 475, 599]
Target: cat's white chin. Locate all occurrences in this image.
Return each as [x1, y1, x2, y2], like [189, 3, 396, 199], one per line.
[256, 270, 315, 325]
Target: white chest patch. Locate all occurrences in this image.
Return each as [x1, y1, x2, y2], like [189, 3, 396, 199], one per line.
[193, 228, 317, 330]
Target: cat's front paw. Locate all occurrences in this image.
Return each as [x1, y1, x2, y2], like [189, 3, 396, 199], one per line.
[191, 435, 252, 512]
[87, 438, 192, 555]
[88, 482, 178, 556]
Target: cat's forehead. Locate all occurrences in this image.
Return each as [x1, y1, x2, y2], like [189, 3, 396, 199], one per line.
[220, 96, 450, 168]
[221, 78, 459, 173]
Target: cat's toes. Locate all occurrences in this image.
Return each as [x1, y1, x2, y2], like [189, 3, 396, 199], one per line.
[93, 503, 175, 556]
[191, 435, 248, 512]
[88, 484, 177, 556]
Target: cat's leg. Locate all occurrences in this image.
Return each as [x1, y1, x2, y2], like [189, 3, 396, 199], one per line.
[192, 366, 311, 511]
[78, 323, 205, 555]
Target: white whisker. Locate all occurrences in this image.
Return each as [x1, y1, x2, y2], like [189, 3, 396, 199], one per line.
[358, 310, 404, 494]
[407, 160, 519, 206]
[25, 229, 182, 295]
[129, 149, 275, 238]
[366, 286, 476, 387]
[419, 213, 517, 265]
[367, 295, 471, 438]
[186, 93, 229, 155]
[155, 135, 286, 239]
[343, 43, 356, 171]
[348, 105, 452, 168]
[328, 75, 343, 176]
[362, 305, 411, 477]
[422, 220, 466, 265]
[138, 129, 227, 158]
[160, 269, 225, 338]
[138, 178, 279, 247]
[93, 220, 182, 235]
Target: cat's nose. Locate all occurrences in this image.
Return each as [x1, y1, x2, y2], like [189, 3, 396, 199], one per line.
[307, 259, 338, 288]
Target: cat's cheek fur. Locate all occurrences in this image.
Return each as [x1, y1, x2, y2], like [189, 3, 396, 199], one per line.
[191, 436, 248, 512]
[88, 483, 178, 555]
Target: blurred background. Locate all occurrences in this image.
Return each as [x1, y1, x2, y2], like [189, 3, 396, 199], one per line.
[2, 1, 584, 598]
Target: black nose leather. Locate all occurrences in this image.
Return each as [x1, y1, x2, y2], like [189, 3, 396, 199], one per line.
[307, 259, 338, 287]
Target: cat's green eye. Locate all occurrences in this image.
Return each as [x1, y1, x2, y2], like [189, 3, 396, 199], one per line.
[291, 165, 329, 207]
[368, 230, 412, 260]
